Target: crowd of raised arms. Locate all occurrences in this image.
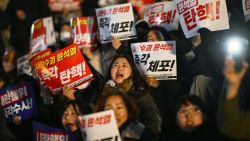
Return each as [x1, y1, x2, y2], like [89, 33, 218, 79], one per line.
[0, 0, 250, 141]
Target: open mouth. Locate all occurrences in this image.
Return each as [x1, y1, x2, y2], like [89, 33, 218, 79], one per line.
[187, 121, 193, 126]
[65, 123, 75, 130]
[116, 73, 124, 78]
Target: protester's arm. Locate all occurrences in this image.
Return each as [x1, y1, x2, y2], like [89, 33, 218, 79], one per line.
[82, 48, 104, 76]
[218, 58, 250, 140]
[112, 36, 133, 57]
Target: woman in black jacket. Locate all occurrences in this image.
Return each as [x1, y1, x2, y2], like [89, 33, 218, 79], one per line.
[103, 53, 162, 138]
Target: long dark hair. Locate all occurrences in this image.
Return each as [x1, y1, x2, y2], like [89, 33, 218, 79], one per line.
[106, 54, 149, 93]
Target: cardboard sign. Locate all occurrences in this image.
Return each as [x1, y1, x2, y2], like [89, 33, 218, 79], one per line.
[30, 17, 56, 53]
[243, 0, 250, 22]
[131, 41, 177, 80]
[96, 3, 137, 43]
[144, 1, 179, 31]
[17, 55, 33, 76]
[174, 0, 229, 38]
[0, 82, 38, 124]
[48, 0, 81, 12]
[70, 16, 98, 48]
[30, 19, 46, 53]
[78, 110, 121, 141]
[32, 44, 94, 94]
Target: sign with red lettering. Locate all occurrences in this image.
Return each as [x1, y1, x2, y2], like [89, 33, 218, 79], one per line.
[32, 44, 94, 94]
[48, 0, 81, 12]
[131, 41, 177, 80]
[127, 0, 154, 17]
[78, 110, 121, 141]
[30, 17, 56, 53]
[144, 1, 179, 31]
[243, 0, 250, 22]
[30, 48, 53, 86]
[70, 16, 98, 48]
[30, 48, 52, 64]
[174, 0, 229, 38]
[96, 3, 136, 43]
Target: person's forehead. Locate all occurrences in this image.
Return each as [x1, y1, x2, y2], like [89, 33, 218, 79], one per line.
[148, 30, 156, 35]
[106, 95, 124, 102]
[114, 57, 129, 63]
[179, 102, 199, 109]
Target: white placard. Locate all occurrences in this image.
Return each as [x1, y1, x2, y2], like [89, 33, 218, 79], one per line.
[174, 0, 229, 38]
[144, 1, 179, 31]
[243, 0, 250, 22]
[96, 3, 137, 43]
[131, 41, 177, 80]
[78, 110, 121, 141]
[17, 55, 32, 76]
[30, 16, 56, 53]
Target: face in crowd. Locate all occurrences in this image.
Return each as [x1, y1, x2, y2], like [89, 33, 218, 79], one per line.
[60, 24, 71, 45]
[176, 102, 204, 132]
[104, 95, 128, 127]
[61, 103, 81, 132]
[111, 57, 132, 84]
[147, 29, 165, 42]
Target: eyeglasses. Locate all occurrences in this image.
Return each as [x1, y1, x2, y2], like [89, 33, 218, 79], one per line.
[178, 106, 201, 116]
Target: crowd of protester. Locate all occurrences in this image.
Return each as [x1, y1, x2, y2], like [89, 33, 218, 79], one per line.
[0, 0, 250, 141]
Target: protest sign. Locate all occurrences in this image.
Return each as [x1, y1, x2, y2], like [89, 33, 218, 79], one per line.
[144, 1, 179, 31]
[17, 55, 32, 76]
[131, 41, 177, 80]
[48, 0, 81, 12]
[127, 0, 154, 18]
[174, 0, 229, 38]
[96, 3, 136, 43]
[78, 110, 121, 141]
[30, 17, 56, 53]
[33, 121, 75, 141]
[0, 82, 38, 124]
[32, 44, 94, 94]
[243, 0, 250, 22]
[70, 16, 98, 48]
[30, 48, 52, 64]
